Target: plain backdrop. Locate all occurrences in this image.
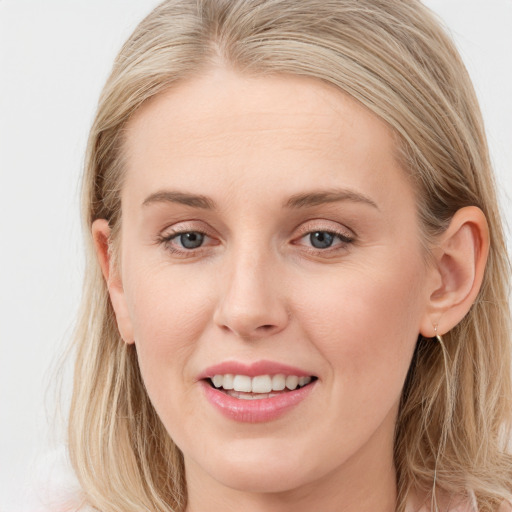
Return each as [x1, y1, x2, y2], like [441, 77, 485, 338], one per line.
[1, 1, 511, 510]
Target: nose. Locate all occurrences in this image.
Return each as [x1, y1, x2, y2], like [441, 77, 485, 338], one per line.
[213, 248, 289, 341]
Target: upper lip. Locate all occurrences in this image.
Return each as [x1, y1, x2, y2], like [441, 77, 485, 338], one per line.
[197, 360, 315, 381]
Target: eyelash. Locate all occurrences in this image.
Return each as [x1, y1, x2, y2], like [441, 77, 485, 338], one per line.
[156, 225, 355, 258]
[294, 227, 355, 253]
[156, 229, 212, 257]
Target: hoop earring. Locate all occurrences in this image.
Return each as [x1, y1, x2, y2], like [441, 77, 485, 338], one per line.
[431, 323, 452, 512]
[434, 325, 442, 343]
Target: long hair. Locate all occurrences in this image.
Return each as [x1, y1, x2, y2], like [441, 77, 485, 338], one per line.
[69, 1, 512, 510]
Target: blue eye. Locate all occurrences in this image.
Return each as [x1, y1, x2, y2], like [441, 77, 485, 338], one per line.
[309, 231, 336, 249]
[305, 230, 353, 250]
[176, 232, 205, 249]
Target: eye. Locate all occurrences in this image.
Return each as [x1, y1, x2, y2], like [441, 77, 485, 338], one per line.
[157, 229, 215, 255]
[175, 231, 205, 249]
[308, 231, 337, 249]
[293, 224, 355, 254]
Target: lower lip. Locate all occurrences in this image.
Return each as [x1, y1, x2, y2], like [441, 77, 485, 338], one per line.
[201, 380, 316, 423]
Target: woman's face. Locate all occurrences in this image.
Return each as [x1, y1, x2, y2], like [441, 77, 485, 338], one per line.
[108, 68, 435, 501]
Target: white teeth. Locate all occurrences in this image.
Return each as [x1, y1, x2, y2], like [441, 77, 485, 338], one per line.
[228, 391, 279, 400]
[271, 374, 286, 391]
[223, 374, 234, 390]
[233, 375, 252, 392]
[299, 376, 311, 387]
[285, 375, 299, 390]
[210, 373, 313, 393]
[212, 375, 223, 388]
[251, 375, 272, 393]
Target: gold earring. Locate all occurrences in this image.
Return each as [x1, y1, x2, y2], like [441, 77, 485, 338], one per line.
[434, 324, 443, 344]
[434, 325, 449, 356]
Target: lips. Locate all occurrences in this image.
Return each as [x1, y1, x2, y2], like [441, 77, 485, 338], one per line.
[199, 360, 318, 422]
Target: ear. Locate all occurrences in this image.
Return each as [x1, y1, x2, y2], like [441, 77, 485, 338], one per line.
[91, 219, 135, 344]
[419, 206, 490, 338]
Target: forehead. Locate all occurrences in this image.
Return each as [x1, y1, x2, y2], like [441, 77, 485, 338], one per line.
[121, 67, 412, 213]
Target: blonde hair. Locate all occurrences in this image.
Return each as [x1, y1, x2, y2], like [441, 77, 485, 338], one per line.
[69, 1, 512, 510]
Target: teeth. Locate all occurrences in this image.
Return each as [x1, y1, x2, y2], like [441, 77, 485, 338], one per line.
[223, 374, 234, 390]
[233, 375, 252, 392]
[210, 374, 312, 392]
[272, 374, 286, 391]
[252, 375, 272, 393]
[285, 375, 299, 390]
[298, 376, 308, 387]
[212, 375, 223, 388]
[227, 390, 280, 400]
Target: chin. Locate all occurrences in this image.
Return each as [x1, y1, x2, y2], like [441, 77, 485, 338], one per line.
[198, 438, 323, 494]
[213, 463, 313, 494]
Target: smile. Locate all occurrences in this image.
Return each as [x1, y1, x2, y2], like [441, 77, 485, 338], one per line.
[200, 362, 318, 422]
[208, 374, 314, 399]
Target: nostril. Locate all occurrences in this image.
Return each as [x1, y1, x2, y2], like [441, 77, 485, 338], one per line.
[231, 323, 280, 341]
[255, 324, 280, 334]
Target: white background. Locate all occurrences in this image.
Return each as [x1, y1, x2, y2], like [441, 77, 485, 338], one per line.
[1, 1, 511, 510]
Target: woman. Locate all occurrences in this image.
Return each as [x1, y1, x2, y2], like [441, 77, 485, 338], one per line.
[68, 0, 512, 511]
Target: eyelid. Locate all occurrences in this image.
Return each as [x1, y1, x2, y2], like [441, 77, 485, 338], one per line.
[156, 220, 220, 256]
[290, 219, 356, 257]
[155, 219, 355, 257]
[159, 220, 216, 238]
[293, 219, 355, 240]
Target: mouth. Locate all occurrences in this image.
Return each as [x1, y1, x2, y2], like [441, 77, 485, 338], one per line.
[199, 360, 318, 422]
[205, 373, 318, 400]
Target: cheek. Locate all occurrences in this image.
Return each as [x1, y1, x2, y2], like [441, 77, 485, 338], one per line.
[293, 256, 426, 394]
[122, 264, 214, 409]
[125, 259, 213, 340]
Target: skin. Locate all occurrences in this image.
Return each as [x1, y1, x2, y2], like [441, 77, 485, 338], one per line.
[93, 67, 489, 512]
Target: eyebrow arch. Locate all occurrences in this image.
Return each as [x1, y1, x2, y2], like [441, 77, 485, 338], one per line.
[142, 188, 377, 210]
[284, 189, 379, 210]
[142, 190, 216, 209]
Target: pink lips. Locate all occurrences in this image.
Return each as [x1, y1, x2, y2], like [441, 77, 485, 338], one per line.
[198, 360, 317, 423]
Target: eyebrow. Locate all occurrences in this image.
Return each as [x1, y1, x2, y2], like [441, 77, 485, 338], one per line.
[141, 188, 379, 211]
[284, 189, 379, 210]
[142, 190, 216, 209]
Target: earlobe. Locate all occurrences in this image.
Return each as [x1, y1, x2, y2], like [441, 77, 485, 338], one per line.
[420, 206, 489, 338]
[91, 219, 135, 344]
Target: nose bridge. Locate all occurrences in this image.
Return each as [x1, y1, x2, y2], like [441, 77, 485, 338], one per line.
[214, 238, 288, 339]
